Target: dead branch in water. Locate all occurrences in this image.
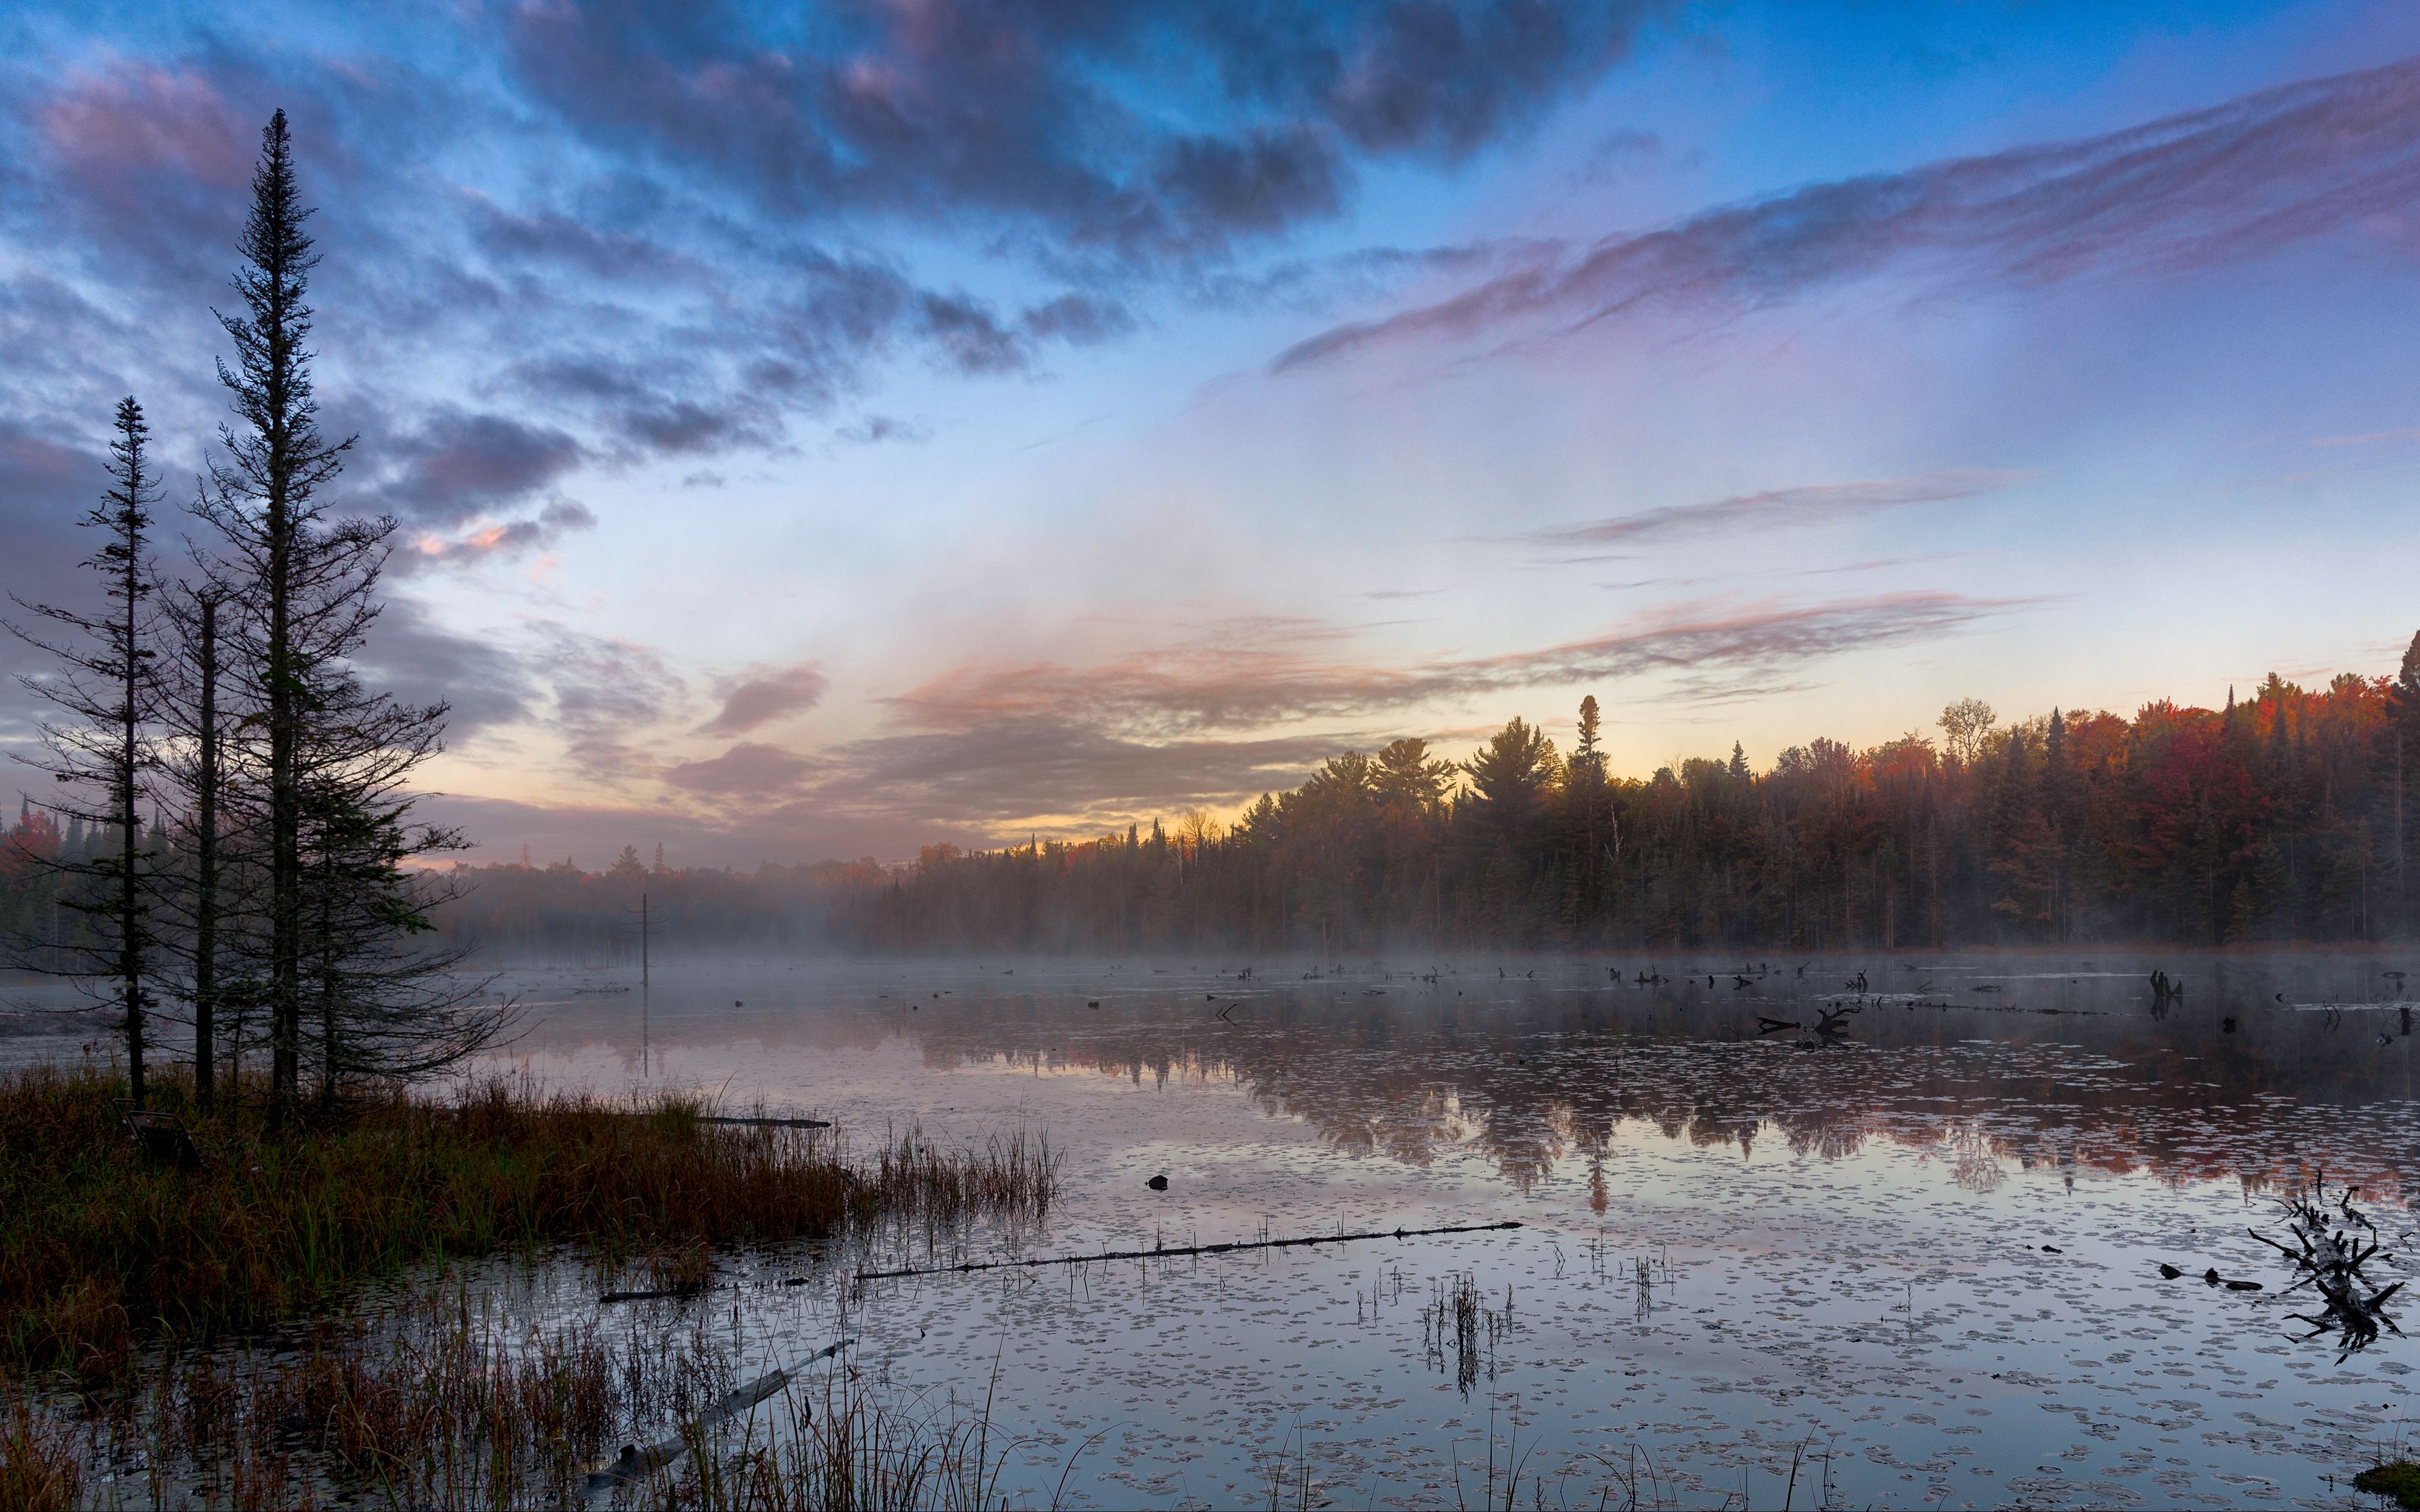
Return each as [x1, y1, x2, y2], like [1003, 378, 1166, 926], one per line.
[852, 1220, 1523, 1280]
[2251, 1168, 2404, 1361]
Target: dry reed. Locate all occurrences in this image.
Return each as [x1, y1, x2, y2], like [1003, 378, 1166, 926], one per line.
[0, 1062, 1057, 1378]
[0, 1391, 89, 1512]
[9, 1285, 1039, 1510]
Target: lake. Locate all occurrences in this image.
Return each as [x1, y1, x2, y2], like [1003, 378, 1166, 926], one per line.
[299, 948, 2419, 1509]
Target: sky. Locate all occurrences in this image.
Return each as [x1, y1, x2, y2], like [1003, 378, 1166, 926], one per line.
[4, 0, 2419, 868]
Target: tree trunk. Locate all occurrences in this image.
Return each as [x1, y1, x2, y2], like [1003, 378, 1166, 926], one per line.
[193, 597, 219, 1104]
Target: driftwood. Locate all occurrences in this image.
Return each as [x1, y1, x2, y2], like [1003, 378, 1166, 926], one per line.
[853, 1220, 1524, 1281]
[582, 1340, 853, 1496]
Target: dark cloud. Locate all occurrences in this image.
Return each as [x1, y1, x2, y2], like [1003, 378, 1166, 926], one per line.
[1514, 470, 2031, 553]
[465, 195, 688, 282]
[664, 741, 817, 798]
[919, 293, 1032, 376]
[0, 420, 97, 528]
[698, 662, 830, 737]
[3, 4, 1651, 549]
[505, 0, 1657, 261]
[616, 399, 773, 455]
[0, 422, 111, 699]
[891, 593, 2036, 737]
[361, 410, 587, 527]
[1277, 54, 2420, 369]
[352, 600, 539, 737]
[1017, 292, 1133, 345]
[1148, 129, 1342, 239]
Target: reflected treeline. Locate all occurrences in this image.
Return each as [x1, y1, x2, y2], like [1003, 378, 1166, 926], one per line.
[422, 659, 2420, 959]
[628, 959, 2420, 1205]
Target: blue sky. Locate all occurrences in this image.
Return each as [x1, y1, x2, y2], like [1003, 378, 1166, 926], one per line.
[4, 0, 2418, 865]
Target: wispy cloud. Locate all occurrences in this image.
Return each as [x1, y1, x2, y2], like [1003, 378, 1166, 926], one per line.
[891, 592, 2037, 737]
[402, 500, 597, 571]
[2311, 426, 2420, 447]
[527, 624, 688, 782]
[1276, 55, 2420, 369]
[1514, 470, 2030, 554]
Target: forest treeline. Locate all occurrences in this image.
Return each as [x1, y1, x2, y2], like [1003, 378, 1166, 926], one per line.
[114, 634, 2406, 962]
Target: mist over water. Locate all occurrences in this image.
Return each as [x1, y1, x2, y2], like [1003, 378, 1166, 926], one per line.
[16, 950, 2414, 1504]
[374, 950, 2418, 1508]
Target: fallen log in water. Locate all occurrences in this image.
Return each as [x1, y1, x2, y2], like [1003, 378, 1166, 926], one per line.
[851, 1220, 1524, 1281]
[582, 1339, 853, 1496]
[599, 1284, 706, 1305]
[698, 1115, 832, 1128]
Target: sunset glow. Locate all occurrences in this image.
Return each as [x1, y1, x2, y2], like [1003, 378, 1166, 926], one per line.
[3, 1, 2417, 866]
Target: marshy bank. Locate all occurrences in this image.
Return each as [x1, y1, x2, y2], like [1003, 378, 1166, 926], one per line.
[0, 1062, 1057, 1507]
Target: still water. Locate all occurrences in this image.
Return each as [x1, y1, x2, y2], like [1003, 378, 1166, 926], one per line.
[434, 951, 2420, 1509]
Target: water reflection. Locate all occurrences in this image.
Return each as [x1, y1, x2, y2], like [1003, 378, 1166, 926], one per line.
[519, 953, 2420, 1210]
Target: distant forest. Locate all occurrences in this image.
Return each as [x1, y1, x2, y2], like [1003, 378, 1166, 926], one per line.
[11, 638, 2419, 959]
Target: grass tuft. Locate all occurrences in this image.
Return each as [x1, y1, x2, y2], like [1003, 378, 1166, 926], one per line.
[2359, 1461, 2420, 1509]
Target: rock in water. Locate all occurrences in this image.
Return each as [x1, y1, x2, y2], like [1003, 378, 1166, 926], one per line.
[1146, 1174, 1169, 1191]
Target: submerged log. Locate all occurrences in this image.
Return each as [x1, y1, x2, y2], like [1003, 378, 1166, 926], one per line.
[582, 1339, 852, 1496]
[852, 1219, 1524, 1281]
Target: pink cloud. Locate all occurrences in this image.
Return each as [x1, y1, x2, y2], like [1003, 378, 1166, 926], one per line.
[35, 65, 254, 200]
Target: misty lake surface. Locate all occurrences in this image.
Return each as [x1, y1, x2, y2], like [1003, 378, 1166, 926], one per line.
[19, 951, 2420, 1508]
[432, 950, 2416, 1510]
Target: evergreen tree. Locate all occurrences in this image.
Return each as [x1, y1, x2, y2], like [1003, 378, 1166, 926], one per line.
[6, 397, 164, 1104]
[198, 112, 509, 1116]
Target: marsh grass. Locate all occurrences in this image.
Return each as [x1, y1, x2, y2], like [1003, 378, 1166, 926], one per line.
[4, 1285, 1045, 1510]
[0, 1062, 1057, 1378]
[0, 1390, 89, 1511]
[681, 1370, 1026, 1511]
